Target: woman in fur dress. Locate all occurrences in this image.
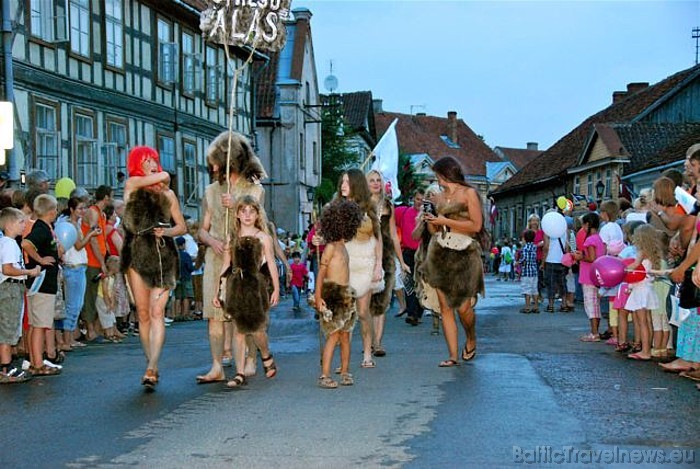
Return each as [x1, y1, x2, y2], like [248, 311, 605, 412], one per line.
[213, 196, 279, 388]
[336, 169, 383, 369]
[122, 146, 187, 389]
[196, 131, 267, 384]
[366, 170, 409, 357]
[421, 157, 485, 367]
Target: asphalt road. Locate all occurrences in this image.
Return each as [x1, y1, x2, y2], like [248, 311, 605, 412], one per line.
[1, 277, 698, 468]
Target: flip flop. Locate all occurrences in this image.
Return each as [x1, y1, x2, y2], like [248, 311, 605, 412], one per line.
[196, 374, 226, 384]
[439, 359, 459, 367]
[462, 346, 476, 362]
[627, 352, 651, 361]
[360, 359, 376, 368]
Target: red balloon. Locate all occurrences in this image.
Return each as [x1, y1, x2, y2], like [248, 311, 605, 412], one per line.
[590, 255, 626, 288]
[623, 258, 646, 283]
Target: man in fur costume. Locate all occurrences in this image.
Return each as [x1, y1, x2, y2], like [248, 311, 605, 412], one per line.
[122, 146, 187, 390]
[196, 131, 269, 385]
[314, 200, 363, 389]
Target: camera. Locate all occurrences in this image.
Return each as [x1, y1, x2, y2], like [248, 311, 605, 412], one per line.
[422, 200, 437, 216]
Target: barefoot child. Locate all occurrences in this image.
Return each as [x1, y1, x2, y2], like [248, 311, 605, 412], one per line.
[625, 224, 663, 361]
[213, 196, 279, 389]
[314, 199, 363, 389]
[0, 208, 41, 383]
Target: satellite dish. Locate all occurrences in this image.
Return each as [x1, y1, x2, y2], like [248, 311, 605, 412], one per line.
[324, 74, 338, 93]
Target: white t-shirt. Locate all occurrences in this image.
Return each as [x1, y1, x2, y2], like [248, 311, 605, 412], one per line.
[0, 237, 25, 282]
[545, 236, 565, 263]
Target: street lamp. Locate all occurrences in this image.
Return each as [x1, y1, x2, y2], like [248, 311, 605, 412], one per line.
[306, 186, 315, 202]
[595, 180, 605, 203]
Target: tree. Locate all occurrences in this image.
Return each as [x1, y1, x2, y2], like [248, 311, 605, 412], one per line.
[316, 96, 357, 205]
[397, 153, 427, 205]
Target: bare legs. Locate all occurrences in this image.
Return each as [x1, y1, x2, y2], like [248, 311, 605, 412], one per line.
[230, 326, 273, 386]
[127, 269, 168, 376]
[371, 313, 386, 352]
[437, 289, 476, 365]
[197, 319, 225, 382]
[356, 292, 373, 364]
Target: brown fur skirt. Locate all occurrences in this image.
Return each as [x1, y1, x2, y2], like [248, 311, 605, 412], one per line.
[422, 236, 485, 310]
[320, 281, 357, 336]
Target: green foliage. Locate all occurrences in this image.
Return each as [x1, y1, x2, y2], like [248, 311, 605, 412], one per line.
[316, 98, 357, 205]
[397, 153, 427, 204]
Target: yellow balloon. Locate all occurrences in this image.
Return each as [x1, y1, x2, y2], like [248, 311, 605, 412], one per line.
[54, 177, 76, 199]
[556, 196, 567, 210]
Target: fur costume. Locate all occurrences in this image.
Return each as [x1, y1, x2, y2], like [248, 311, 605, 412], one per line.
[319, 281, 357, 337]
[421, 201, 485, 310]
[413, 221, 441, 312]
[121, 189, 178, 289]
[223, 236, 271, 334]
[370, 202, 396, 316]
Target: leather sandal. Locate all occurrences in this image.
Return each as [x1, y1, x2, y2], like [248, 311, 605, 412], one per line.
[262, 354, 277, 378]
[141, 368, 159, 390]
[226, 373, 247, 389]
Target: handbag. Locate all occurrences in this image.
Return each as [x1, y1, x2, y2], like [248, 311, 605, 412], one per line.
[677, 269, 700, 309]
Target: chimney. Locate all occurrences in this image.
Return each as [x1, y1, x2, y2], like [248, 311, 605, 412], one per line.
[416, 112, 426, 116]
[526, 142, 538, 151]
[372, 99, 383, 113]
[292, 7, 312, 23]
[612, 91, 627, 104]
[626, 82, 649, 94]
[447, 111, 458, 145]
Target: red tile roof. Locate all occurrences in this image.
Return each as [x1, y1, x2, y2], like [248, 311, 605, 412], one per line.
[494, 147, 543, 170]
[255, 51, 280, 119]
[493, 64, 700, 196]
[374, 111, 501, 177]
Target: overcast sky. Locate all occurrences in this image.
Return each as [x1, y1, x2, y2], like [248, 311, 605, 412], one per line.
[297, 0, 699, 150]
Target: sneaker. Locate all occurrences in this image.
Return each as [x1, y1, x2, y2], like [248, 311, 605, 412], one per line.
[43, 359, 63, 370]
[164, 317, 174, 324]
[21, 360, 31, 371]
[0, 367, 32, 384]
[580, 333, 601, 342]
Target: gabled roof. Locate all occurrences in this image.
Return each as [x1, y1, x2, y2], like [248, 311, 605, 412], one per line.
[374, 112, 502, 178]
[320, 91, 377, 145]
[486, 161, 517, 181]
[493, 64, 700, 196]
[493, 146, 542, 170]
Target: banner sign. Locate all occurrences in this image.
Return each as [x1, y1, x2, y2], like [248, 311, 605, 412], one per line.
[200, 0, 291, 52]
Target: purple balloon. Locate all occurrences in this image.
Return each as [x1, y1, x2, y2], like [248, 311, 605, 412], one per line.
[590, 255, 625, 288]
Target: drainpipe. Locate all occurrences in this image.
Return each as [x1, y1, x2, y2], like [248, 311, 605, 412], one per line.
[1, 0, 15, 178]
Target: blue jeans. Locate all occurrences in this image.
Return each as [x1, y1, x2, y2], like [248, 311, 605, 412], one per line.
[291, 285, 301, 308]
[61, 265, 87, 331]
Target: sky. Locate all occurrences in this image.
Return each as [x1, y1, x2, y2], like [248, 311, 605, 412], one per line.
[296, 0, 699, 150]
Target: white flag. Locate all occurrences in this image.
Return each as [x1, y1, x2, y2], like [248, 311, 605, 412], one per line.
[370, 118, 401, 202]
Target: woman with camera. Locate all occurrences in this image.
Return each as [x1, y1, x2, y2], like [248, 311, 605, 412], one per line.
[121, 146, 186, 390]
[421, 156, 485, 367]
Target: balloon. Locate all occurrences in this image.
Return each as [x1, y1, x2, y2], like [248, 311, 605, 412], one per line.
[590, 255, 626, 288]
[54, 177, 76, 199]
[542, 212, 567, 238]
[55, 222, 77, 251]
[622, 257, 646, 283]
[556, 196, 567, 210]
[565, 199, 574, 212]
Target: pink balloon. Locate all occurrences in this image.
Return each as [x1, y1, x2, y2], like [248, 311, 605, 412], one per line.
[590, 255, 626, 288]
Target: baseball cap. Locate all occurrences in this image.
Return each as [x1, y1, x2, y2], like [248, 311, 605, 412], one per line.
[176, 236, 186, 246]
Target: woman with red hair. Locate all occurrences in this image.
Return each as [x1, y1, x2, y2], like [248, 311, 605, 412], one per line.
[121, 146, 186, 390]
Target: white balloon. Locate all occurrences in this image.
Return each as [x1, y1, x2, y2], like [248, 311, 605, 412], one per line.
[541, 212, 567, 238]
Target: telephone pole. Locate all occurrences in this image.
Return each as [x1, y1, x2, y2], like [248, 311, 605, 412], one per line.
[693, 27, 700, 65]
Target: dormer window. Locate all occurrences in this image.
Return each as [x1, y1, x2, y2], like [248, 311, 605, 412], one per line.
[440, 135, 460, 149]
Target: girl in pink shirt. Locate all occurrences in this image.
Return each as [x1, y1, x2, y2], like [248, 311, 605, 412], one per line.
[576, 212, 606, 342]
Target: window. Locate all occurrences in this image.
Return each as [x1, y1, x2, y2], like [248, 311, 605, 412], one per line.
[205, 46, 221, 105]
[299, 133, 305, 170]
[587, 174, 593, 197]
[69, 0, 90, 57]
[75, 113, 97, 186]
[574, 176, 580, 195]
[181, 31, 199, 95]
[158, 134, 175, 174]
[313, 141, 318, 175]
[104, 0, 123, 68]
[606, 168, 612, 197]
[35, 102, 60, 178]
[157, 18, 176, 85]
[103, 119, 126, 188]
[183, 140, 197, 204]
[30, 0, 68, 42]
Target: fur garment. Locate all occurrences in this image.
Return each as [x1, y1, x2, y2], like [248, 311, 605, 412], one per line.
[224, 236, 271, 333]
[370, 209, 397, 316]
[320, 281, 357, 337]
[121, 189, 178, 289]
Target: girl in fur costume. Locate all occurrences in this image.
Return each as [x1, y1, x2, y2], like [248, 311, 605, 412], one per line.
[336, 169, 383, 369]
[122, 146, 187, 390]
[366, 170, 410, 358]
[213, 196, 279, 389]
[314, 199, 363, 388]
[421, 156, 485, 368]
